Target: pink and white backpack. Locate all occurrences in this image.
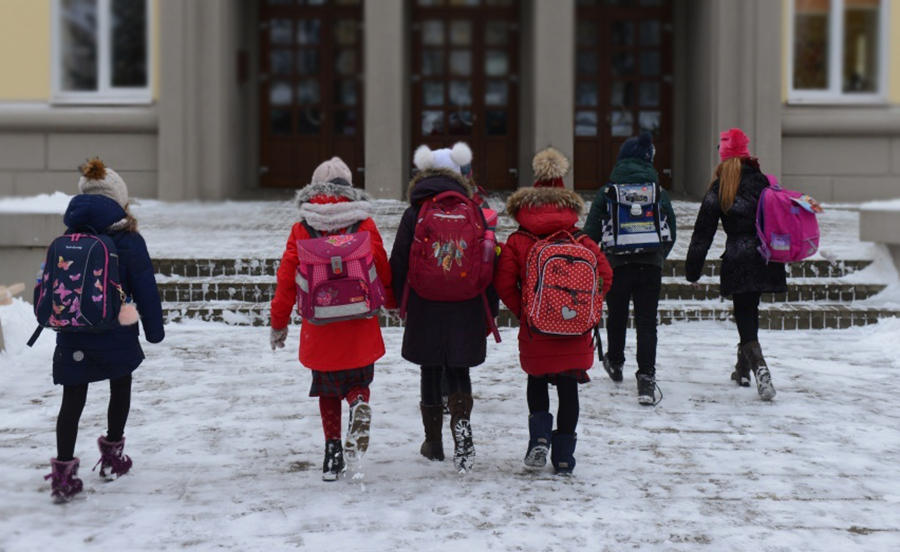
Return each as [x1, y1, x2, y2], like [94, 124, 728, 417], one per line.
[294, 221, 387, 325]
[755, 175, 820, 263]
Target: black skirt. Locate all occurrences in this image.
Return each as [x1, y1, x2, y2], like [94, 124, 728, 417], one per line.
[309, 364, 374, 398]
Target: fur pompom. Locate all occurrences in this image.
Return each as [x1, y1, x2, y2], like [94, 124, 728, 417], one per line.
[118, 303, 139, 326]
[532, 147, 570, 182]
[413, 145, 434, 171]
[80, 158, 107, 181]
[450, 142, 473, 167]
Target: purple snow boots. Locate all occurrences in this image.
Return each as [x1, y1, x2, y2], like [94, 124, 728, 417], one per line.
[45, 457, 84, 502]
[94, 435, 133, 479]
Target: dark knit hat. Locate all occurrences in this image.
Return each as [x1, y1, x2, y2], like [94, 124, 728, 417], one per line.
[617, 132, 655, 163]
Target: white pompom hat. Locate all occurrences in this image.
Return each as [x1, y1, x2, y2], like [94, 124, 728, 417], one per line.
[413, 142, 473, 174]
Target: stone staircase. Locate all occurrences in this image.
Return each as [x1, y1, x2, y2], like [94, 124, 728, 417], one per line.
[154, 256, 894, 330]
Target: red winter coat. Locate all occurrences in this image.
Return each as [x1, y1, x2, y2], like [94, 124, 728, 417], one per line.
[270, 190, 396, 372]
[494, 187, 613, 376]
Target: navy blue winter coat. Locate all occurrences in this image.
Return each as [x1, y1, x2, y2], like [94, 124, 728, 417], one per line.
[51, 195, 164, 386]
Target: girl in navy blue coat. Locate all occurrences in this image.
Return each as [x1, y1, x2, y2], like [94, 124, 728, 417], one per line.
[43, 160, 164, 502]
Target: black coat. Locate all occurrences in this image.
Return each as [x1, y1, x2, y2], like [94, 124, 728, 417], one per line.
[52, 195, 165, 386]
[685, 159, 787, 298]
[389, 169, 498, 368]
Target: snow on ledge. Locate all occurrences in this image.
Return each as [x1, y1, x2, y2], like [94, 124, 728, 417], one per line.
[860, 198, 900, 212]
[0, 192, 71, 214]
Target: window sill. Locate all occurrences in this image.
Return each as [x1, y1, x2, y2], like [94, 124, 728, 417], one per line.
[782, 104, 900, 136]
[786, 96, 889, 107]
[50, 95, 154, 107]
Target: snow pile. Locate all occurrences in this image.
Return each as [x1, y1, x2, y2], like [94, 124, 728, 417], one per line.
[860, 197, 900, 212]
[0, 297, 41, 358]
[0, 192, 72, 214]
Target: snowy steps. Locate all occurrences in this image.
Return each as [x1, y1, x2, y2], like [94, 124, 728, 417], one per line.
[152, 257, 900, 329]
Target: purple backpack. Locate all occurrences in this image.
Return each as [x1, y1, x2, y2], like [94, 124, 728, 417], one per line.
[755, 175, 820, 263]
[294, 221, 387, 325]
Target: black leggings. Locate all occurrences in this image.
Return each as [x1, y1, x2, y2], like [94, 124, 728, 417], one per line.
[527, 376, 579, 435]
[732, 291, 762, 346]
[421, 366, 471, 406]
[56, 374, 132, 462]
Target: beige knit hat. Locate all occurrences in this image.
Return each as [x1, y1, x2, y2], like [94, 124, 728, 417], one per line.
[78, 158, 129, 208]
[311, 157, 353, 186]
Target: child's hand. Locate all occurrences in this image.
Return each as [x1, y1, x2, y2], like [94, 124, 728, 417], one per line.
[270, 327, 288, 350]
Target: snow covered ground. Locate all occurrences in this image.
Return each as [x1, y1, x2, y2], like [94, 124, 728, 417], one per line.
[2, 297, 900, 552]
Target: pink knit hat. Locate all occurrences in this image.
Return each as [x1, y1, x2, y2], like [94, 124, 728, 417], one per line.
[719, 128, 750, 161]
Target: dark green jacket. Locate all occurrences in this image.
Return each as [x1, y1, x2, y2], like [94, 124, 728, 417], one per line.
[583, 158, 676, 269]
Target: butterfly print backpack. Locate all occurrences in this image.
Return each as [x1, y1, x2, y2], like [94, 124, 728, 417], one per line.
[31, 231, 126, 340]
[520, 230, 604, 337]
[294, 221, 387, 325]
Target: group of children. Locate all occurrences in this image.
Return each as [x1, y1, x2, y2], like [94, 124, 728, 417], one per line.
[39, 128, 783, 501]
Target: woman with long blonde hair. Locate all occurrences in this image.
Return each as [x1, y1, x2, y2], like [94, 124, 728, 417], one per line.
[685, 128, 785, 401]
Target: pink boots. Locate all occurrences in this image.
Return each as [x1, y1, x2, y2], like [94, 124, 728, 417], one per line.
[94, 435, 133, 479]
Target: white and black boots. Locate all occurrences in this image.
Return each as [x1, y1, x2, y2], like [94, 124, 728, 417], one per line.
[731, 346, 752, 387]
[344, 397, 372, 465]
[322, 439, 345, 481]
[741, 341, 776, 401]
[448, 393, 475, 474]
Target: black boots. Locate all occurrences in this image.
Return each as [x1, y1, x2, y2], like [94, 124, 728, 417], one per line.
[550, 432, 577, 475]
[740, 341, 776, 401]
[322, 439, 345, 481]
[731, 346, 752, 387]
[636, 374, 658, 406]
[602, 354, 624, 382]
[419, 403, 445, 461]
[524, 412, 553, 468]
[448, 393, 475, 474]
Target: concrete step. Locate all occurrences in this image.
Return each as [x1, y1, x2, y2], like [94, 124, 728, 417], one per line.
[155, 279, 887, 304]
[161, 301, 900, 330]
[153, 257, 871, 280]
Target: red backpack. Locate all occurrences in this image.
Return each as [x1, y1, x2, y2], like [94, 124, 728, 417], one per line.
[402, 190, 500, 341]
[520, 230, 604, 336]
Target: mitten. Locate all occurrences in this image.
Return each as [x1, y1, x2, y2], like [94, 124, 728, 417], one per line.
[270, 327, 288, 350]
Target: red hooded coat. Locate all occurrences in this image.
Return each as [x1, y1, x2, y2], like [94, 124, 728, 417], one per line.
[494, 187, 613, 376]
[270, 185, 395, 372]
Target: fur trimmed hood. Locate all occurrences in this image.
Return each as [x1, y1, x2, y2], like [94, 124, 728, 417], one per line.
[506, 187, 584, 222]
[294, 181, 372, 233]
[407, 168, 475, 204]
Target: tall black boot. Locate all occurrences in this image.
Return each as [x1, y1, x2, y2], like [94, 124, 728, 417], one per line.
[741, 341, 776, 401]
[731, 345, 751, 387]
[420, 403, 445, 461]
[448, 393, 475, 474]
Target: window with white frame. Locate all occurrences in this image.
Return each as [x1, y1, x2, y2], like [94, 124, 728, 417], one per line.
[53, 0, 152, 104]
[789, 0, 889, 103]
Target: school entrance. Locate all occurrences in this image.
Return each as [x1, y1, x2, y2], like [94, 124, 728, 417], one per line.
[258, 0, 365, 189]
[573, 0, 674, 190]
[410, 1, 520, 190]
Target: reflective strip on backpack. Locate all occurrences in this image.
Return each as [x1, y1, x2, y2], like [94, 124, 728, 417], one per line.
[314, 302, 371, 320]
[369, 265, 377, 282]
[295, 273, 308, 293]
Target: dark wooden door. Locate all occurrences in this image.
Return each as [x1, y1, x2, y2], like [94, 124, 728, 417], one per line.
[411, 0, 518, 190]
[574, 0, 674, 190]
[259, 0, 364, 188]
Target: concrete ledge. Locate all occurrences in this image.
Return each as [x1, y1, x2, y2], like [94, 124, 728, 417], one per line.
[0, 104, 158, 134]
[860, 201, 900, 273]
[783, 106, 900, 137]
[0, 213, 65, 295]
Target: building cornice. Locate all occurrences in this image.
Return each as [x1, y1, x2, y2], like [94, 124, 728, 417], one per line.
[782, 105, 900, 137]
[0, 103, 158, 133]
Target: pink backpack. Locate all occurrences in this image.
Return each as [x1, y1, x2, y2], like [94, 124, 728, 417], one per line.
[295, 221, 387, 325]
[520, 230, 604, 337]
[755, 175, 820, 263]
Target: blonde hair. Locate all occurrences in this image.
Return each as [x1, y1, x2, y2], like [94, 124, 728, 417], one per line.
[711, 157, 743, 213]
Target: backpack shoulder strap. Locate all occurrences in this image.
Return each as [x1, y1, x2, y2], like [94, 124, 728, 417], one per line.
[300, 220, 320, 239]
[347, 221, 362, 234]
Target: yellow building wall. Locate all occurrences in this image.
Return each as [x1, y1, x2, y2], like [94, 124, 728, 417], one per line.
[783, 0, 900, 103]
[0, 0, 159, 102]
[0, 0, 52, 101]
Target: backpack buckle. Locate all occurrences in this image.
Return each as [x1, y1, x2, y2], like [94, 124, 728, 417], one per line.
[330, 256, 343, 276]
